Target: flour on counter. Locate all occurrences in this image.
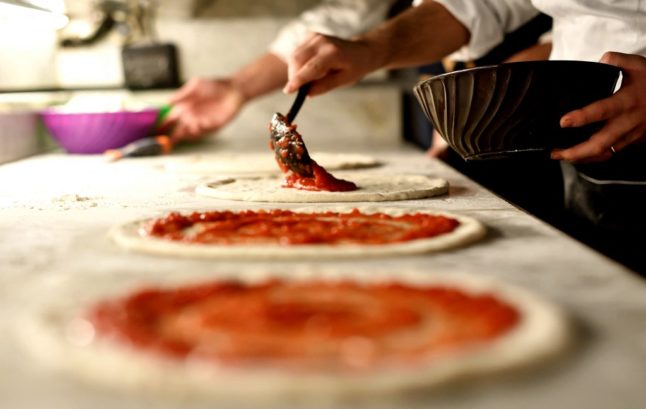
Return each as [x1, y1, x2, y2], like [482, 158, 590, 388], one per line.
[51, 194, 99, 210]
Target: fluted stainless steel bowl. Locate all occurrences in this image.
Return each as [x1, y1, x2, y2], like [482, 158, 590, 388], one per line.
[414, 61, 621, 160]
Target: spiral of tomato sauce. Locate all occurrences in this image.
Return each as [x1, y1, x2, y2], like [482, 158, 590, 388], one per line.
[89, 280, 519, 371]
[143, 209, 460, 245]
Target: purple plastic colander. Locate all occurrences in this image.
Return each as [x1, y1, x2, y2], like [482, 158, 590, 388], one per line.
[40, 108, 160, 154]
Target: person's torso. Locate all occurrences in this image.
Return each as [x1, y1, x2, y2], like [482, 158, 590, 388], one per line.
[533, 0, 646, 60]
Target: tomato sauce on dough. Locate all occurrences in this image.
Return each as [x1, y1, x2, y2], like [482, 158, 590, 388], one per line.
[89, 280, 519, 370]
[283, 161, 357, 192]
[143, 209, 460, 245]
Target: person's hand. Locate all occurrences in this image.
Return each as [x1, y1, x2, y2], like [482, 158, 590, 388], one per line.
[426, 130, 449, 160]
[283, 33, 385, 97]
[551, 52, 646, 163]
[161, 78, 247, 142]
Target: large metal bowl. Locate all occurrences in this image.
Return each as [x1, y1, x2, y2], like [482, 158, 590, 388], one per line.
[414, 61, 621, 160]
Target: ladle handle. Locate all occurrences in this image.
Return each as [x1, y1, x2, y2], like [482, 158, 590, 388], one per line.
[286, 82, 312, 124]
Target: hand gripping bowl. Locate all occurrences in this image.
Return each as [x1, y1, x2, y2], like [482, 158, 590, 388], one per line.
[414, 61, 621, 160]
[40, 108, 160, 154]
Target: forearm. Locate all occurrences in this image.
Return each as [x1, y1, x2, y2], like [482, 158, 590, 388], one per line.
[360, 1, 470, 70]
[230, 53, 288, 102]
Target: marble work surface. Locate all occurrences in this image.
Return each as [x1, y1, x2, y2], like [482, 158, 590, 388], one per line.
[1, 145, 646, 409]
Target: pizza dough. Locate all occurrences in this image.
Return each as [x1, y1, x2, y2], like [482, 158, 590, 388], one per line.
[195, 173, 449, 203]
[16, 269, 570, 398]
[164, 152, 380, 175]
[109, 206, 486, 259]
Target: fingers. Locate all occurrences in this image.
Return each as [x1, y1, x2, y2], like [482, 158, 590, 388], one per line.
[169, 122, 189, 142]
[551, 147, 613, 163]
[164, 79, 243, 142]
[160, 103, 197, 141]
[308, 71, 352, 97]
[285, 32, 383, 97]
[551, 117, 639, 162]
[286, 32, 320, 87]
[285, 34, 340, 94]
[560, 83, 640, 128]
[560, 96, 623, 128]
[551, 122, 625, 162]
[553, 51, 646, 162]
[611, 126, 646, 152]
[166, 107, 203, 142]
[284, 33, 358, 95]
[171, 117, 203, 142]
[600, 51, 646, 71]
[551, 146, 612, 164]
[288, 57, 332, 93]
[168, 78, 202, 104]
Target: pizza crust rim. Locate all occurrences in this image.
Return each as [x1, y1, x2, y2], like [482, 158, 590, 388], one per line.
[15, 270, 570, 399]
[164, 152, 381, 175]
[194, 174, 449, 203]
[108, 206, 486, 259]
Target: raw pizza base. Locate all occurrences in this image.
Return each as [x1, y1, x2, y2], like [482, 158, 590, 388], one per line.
[15, 269, 570, 399]
[109, 205, 486, 259]
[195, 173, 449, 203]
[164, 152, 380, 175]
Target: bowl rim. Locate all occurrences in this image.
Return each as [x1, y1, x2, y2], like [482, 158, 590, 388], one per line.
[414, 60, 621, 86]
[39, 107, 160, 117]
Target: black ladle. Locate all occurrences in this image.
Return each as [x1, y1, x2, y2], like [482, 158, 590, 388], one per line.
[287, 82, 312, 123]
[270, 82, 314, 177]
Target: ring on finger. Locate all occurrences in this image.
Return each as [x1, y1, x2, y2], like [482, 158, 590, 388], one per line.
[609, 145, 617, 154]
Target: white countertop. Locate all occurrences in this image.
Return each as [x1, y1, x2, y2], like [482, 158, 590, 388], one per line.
[1, 143, 645, 409]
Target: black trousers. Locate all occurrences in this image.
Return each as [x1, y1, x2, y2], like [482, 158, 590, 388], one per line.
[444, 150, 646, 276]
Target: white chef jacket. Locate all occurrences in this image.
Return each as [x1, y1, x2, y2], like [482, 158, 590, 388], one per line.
[269, 0, 394, 61]
[432, 0, 646, 62]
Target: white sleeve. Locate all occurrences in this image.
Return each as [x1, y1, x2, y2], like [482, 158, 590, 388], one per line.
[432, 0, 540, 61]
[269, 0, 393, 62]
